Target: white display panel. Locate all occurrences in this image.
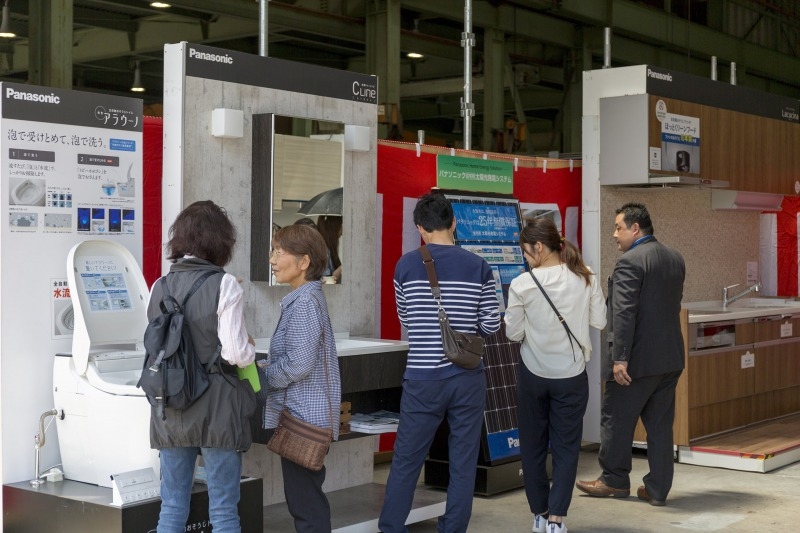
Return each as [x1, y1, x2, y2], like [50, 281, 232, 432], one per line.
[0, 82, 143, 485]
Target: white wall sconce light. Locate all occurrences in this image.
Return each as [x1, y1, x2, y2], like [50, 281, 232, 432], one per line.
[211, 108, 244, 139]
[344, 124, 370, 152]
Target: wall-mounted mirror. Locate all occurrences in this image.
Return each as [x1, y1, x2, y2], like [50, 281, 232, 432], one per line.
[252, 114, 345, 286]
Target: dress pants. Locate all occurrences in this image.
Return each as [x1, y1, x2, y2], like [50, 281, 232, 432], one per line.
[598, 370, 682, 501]
[264, 428, 331, 533]
[517, 365, 588, 517]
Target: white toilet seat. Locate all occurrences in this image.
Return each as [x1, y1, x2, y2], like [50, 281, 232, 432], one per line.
[12, 179, 45, 205]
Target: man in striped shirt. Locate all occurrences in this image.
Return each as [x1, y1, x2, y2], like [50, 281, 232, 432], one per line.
[379, 193, 501, 533]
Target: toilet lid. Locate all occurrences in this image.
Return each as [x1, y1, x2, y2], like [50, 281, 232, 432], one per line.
[67, 240, 150, 375]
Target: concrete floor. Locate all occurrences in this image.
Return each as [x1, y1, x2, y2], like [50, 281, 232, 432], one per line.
[375, 447, 800, 532]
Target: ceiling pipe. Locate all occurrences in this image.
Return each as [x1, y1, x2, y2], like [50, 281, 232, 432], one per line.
[258, 0, 269, 56]
[603, 27, 612, 68]
[730, 62, 737, 85]
[461, 0, 475, 150]
[710, 55, 717, 80]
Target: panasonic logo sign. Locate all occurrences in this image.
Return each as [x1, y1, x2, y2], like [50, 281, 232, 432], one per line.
[782, 109, 799, 121]
[189, 48, 233, 64]
[6, 88, 60, 104]
[647, 68, 673, 82]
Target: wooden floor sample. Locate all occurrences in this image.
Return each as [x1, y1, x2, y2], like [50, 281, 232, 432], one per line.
[691, 413, 800, 456]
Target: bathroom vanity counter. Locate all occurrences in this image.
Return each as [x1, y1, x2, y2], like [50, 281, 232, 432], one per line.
[684, 298, 800, 322]
[633, 301, 800, 473]
[254, 335, 408, 357]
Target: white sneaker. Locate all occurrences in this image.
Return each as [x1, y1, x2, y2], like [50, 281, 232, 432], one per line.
[532, 514, 547, 533]
[547, 521, 567, 533]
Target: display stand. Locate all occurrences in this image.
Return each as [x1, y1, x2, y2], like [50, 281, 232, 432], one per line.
[424, 458, 523, 497]
[3, 477, 262, 532]
[264, 482, 446, 533]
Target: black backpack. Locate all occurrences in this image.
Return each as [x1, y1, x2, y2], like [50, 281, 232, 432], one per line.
[138, 270, 220, 420]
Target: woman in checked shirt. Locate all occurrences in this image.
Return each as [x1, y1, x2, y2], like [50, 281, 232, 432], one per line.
[259, 224, 341, 533]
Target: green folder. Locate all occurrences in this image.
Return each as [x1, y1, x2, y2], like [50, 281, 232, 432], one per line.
[236, 362, 261, 393]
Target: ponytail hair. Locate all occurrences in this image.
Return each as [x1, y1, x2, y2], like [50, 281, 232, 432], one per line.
[520, 217, 593, 286]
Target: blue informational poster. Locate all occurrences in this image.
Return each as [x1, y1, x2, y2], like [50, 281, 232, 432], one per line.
[451, 202, 520, 242]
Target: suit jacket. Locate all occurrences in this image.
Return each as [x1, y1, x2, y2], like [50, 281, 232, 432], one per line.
[603, 237, 686, 380]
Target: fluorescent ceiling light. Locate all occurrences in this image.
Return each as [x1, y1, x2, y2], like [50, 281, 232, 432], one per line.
[406, 52, 423, 59]
[150, 2, 171, 8]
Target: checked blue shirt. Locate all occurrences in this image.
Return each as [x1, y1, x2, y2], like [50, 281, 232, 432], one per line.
[263, 280, 341, 439]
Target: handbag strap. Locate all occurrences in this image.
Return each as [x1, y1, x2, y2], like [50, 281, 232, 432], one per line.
[528, 270, 584, 361]
[279, 292, 334, 435]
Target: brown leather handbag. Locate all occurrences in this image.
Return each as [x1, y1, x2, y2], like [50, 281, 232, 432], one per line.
[267, 301, 334, 472]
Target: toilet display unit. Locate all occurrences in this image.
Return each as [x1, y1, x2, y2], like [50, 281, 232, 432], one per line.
[53, 240, 159, 488]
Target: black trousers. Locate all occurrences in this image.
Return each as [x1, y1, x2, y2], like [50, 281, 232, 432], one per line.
[598, 370, 682, 501]
[517, 365, 589, 517]
[264, 429, 331, 533]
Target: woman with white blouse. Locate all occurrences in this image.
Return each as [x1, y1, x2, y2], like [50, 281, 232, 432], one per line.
[505, 217, 606, 533]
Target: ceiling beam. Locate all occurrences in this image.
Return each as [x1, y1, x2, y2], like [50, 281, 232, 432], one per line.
[559, 0, 800, 89]
[73, 6, 138, 33]
[401, 0, 576, 49]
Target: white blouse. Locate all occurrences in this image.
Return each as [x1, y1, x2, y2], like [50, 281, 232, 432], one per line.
[217, 273, 255, 367]
[504, 264, 606, 379]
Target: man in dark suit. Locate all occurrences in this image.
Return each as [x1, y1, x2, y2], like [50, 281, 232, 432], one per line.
[576, 202, 685, 507]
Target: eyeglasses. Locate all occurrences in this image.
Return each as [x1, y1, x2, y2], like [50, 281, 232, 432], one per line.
[269, 249, 288, 259]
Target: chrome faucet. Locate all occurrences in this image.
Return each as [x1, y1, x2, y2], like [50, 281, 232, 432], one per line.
[722, 282, 760, 308]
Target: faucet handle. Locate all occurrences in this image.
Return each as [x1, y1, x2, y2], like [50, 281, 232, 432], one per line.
[724, 283, 740, 291]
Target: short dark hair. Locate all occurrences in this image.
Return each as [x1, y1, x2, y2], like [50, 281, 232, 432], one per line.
[167, 200, 236, 267]
[272, 224, 329, 281]
[616, 202, 654, 236]
[293, 217, 318, 231]
[413, 192, 453, 232]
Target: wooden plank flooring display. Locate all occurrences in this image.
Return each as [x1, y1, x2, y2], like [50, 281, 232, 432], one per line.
[678, 413, 800, 472]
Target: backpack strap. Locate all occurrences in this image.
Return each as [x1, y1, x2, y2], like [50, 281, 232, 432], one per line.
[160, 270, 218, 313]
[160, 270, 226, 376]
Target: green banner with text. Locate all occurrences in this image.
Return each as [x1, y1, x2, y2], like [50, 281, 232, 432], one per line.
[436, 155, 513, 194]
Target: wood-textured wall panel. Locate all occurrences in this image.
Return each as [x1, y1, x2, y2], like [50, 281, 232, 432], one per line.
[646, 95, 800, 193]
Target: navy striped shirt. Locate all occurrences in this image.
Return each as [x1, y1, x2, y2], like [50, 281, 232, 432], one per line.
[394, 244, 501, 380]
